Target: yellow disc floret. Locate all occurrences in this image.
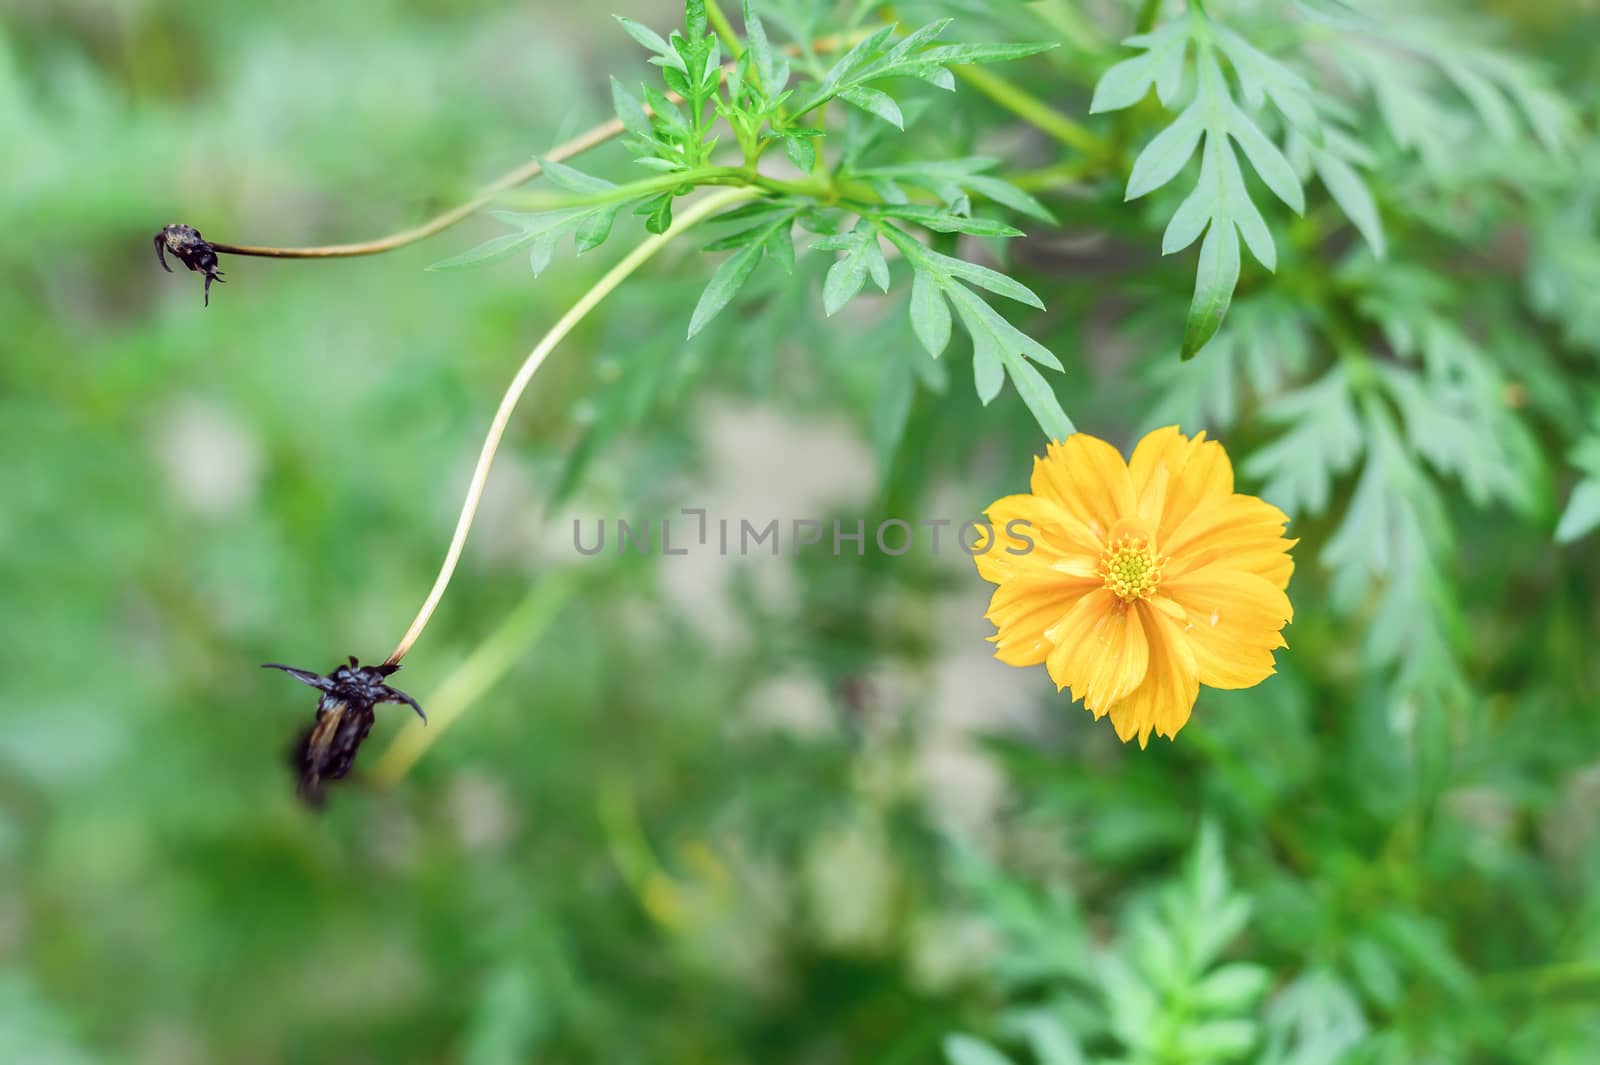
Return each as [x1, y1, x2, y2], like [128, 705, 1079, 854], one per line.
[1100, 534, 1162, 602]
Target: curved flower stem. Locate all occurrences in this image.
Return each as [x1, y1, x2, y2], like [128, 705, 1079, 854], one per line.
[369, 571, 580, 783]
[208, 121, 627, 259]
[381, 185, 758, 668]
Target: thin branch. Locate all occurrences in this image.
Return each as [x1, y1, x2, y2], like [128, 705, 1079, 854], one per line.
[953, 63, 1107, 158]
[704, 0, 744, 59]
[381, 186, 758, 668]
[209, 121, 624, 259]
[1135, 0, 1165, 35]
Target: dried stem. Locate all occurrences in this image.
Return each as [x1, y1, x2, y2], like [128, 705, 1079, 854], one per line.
[209, 121, 625, 259]
[381, 186, 758, 667]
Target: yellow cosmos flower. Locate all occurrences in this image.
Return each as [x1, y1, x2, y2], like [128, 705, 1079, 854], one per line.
[975, 427, 1295, 747]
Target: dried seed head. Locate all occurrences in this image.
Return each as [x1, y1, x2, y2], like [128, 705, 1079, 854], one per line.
[264, 657, 425, 804]
[154, 223, 226, 306]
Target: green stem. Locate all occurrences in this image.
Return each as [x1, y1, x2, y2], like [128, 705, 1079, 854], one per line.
[952, 63, 1107, 158]
[705, 0, 743, 59]
[1031, 0, 1108, 52]
[1007, 159, 1099, 191]
[496, 168, 824, 210]
[381, 186, 758, 671]
[535, 167, 755, 210]
[1135, 0, 1165, 34]
[1484, 960, 1600, 999]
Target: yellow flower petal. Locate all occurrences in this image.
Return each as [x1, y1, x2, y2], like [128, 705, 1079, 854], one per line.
[1160, 566, 1293, 689]
[1031, 435, 1136, 538]
[985, 579, 1094, 666]
[1161, 492, 1295, 588]
[977, 494, 1102, 666]
[975, 494, 1102, 586]
[1106, 601, 1200, 747]
[1128, 426, 1234, 542]
[1043, 589, 1149, 714]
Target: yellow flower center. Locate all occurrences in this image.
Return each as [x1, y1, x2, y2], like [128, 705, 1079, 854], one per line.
[1100, 534, 1163, 602]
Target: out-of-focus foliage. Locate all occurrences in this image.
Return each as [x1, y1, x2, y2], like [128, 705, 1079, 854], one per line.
[1, 1, 1597, 1063]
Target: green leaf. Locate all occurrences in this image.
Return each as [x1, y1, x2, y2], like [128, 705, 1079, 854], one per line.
[1146, 295, 1308, 432]
[1259, 971, 1369, 1065]
[1226, 104, 1305, 213]
[1182, 221, 1241, 359]
[742, 0, 777, 90]
[944, 1034, 1016, 1065]
[865, 238, 890, 292]
[915, 42, 1056, 67]
[687, 241, 764, 338]
[687, 211, 795, 336]
[573, 206, 620, 255]
[856, 158, 1054, 224]
[528, 232, 559, 277]
[427, 208, 583, 270]
[425, 229, 544, 271]
[876, 222, 1068, 437]
[1193, 964, 1272, 1010]
[766, 220, 795, 275]
[1294, 0, 1377, 29]
[823, 239, 873, 316]
[1090, 20, 1190, 112]
[638, 192, 675, 235]
[1002, 350, 1074, 440]
[1244, 370, 1364, 515]
[1212, 25, 1319, 137]
[936, 253, 1044, 309]
[872, 204, 1023, 238]
[1007, 1012, 1086, 1065]
[641, 85, 690, 138]
[840, 85, 904, 129]
[1555, 479, 1600, 543]
[958, 303, 1007, 403]
[1311, 147, 1386, 258]
[962, 175, 1054, 224]
[910, 268, 952, 357]
[684, 0, 707, 43]
[782, 132, 816, 172]
[792, 21, 1049, 120]
[1219, 141, 1276, 269]
[1341, 11, 1573, 159]
[610, 77, 654, 140]
[1125, 101, 1204, 200]
[1164, 181, 1214, 255]
[540, 157, 615, 194]
[1110, 18, 1317, 357]
[614, 15, 673, 60]
[1174, 1020, 1258, 1059]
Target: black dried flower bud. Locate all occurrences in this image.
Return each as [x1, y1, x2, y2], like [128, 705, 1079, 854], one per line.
[264, 656, 425, 805]
[155, 223, 225, 306]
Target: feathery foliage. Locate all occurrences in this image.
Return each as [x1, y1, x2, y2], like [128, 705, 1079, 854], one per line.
[2, 1, 1597, 1063]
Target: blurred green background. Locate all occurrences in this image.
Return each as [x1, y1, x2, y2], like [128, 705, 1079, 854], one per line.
[2, 1, 1598, 1063]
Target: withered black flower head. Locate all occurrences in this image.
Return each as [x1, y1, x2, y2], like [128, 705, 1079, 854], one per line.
[264, 656, 425, 805]
[155, 223, 225, 306]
